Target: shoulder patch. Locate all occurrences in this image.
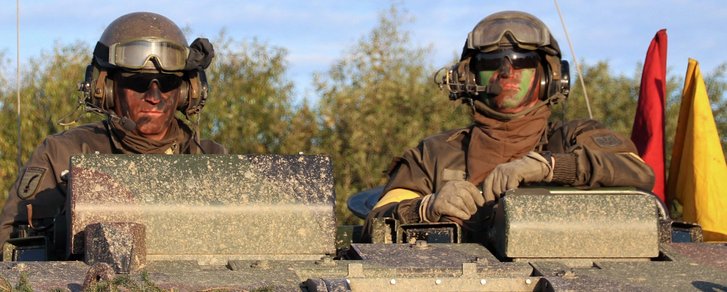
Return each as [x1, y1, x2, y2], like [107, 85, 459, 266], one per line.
[591, 134, 624, 148]
[18, 167, 46, 199]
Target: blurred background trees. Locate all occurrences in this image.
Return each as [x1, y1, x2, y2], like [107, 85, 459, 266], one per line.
[0, 7, 725, 225]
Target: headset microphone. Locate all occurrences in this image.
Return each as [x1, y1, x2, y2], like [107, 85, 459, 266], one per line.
[118, 116, 137, 132]
[106, 111, 137, 132]
[485, 83, 502, 96]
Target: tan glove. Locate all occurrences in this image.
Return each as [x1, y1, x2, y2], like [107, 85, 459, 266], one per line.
[419, 180, 484, 223]
[482, 151, 553, 203]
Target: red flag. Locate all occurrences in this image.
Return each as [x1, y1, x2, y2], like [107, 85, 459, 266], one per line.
[631, 29, 667, 202]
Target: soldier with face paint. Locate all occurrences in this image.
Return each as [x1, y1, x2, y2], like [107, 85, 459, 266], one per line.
[0, 12, 226, 258]
[363, 11, 655, 243]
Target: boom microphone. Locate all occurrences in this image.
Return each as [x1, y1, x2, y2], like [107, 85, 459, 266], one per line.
[485, 83, 502, 96]
[107, 112, 137, 132]
[119, 116, 137, 132]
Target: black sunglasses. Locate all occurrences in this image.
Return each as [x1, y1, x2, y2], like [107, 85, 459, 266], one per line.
[470, 50, 541, 72]
[114, 73, 183, 93]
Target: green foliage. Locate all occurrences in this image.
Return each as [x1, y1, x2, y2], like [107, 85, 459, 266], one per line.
[84, 271, 165, 292]
[14, 272, 32, 292]
[556, 61, 640, 137]
[703, 63, 727, 155]
[0, 42, 94, 200]
[200, 32, 296, 155]
[314, 7, 470, 224]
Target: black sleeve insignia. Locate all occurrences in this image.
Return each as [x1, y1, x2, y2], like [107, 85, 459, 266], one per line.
[18, 167, 46, 199]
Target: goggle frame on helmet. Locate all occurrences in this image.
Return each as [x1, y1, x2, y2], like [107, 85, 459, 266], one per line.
[467, 17, 551, 52]
[108, 38, 190, 72]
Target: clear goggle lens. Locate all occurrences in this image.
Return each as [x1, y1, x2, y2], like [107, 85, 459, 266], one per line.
[109, 39, 189, 71]
[468, 18, 550, 51]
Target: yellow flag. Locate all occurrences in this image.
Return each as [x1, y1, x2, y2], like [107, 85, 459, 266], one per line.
[667, 59, 727, 241]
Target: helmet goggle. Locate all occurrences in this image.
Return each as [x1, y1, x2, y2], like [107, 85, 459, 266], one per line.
[467, 18, 551, 52]
[108, 38, 189, 71]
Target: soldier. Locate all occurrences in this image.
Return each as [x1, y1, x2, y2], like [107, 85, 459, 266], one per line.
[0, 12, 226, 257]
[364, 11, 655, 243]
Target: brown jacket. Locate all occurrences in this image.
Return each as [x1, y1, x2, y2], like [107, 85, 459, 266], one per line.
[366, 119, 655, 241]
[0, 120, 226, 251]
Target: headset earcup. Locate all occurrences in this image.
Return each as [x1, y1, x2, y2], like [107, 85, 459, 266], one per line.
[559, 60, 571, 98]
[104, 75, 114, 110]
[87, 65, 114, 111]
[181, 70, 208, 116]
[177, 78, 190, 112]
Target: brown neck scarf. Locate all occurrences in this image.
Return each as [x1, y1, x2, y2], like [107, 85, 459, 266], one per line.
[466, 104, 551, 185]
[107, 118, 197, 154]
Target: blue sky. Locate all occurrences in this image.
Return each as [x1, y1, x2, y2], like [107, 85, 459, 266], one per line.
[1, 0, 725, 103]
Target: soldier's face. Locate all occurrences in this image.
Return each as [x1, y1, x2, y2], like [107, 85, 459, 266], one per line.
[114, 73, 182, 141]
[477, 61, 540, 114]
[471, 50, 542, 114]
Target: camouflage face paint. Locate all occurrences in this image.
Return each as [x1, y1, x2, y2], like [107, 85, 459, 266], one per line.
[480, 67, 536, 112]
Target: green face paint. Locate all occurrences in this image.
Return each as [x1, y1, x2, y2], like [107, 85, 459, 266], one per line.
[479, 67, 536, 111]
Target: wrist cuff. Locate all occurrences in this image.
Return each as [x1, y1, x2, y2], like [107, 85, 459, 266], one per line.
[552, 153, 577, 185]
[395, 197, 424, 224]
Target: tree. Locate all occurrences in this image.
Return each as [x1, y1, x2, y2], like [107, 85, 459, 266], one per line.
[703, 62, 727, 155]
[314, 7, 470, 224]
[555, 61, 640, 136]
[199, 32, 295, 155]
[0, 42, 92, 201]
[280, 100, 321, 155]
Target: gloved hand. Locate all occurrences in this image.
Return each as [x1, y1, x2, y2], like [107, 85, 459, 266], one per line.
[419, 180, 484, 223]
[482, 151, 553, 203]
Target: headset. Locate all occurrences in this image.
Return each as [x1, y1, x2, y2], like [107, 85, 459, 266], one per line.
[79, 62, 209, 119]
[435, 52, 570, 106]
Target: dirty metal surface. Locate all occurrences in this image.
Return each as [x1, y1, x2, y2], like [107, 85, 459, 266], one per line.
[496, 188, 659, 259]
[85, 222, 146, 273]
[667, 242, 727, 272]
[529, 242, 727, 291]
[68, 154, 336, 263]
[0, 260, 332, 291]
[349, 243, 532, 277]
[0, 243, 725, 290]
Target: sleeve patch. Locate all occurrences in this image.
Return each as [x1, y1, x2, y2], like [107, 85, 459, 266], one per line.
[18, 167, 46, 199]
[591, 134, 624, 148]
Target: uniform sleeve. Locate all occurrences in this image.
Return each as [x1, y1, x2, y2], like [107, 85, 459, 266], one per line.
[548, 120, 655, 191]
[366, 143, 432, 220]
[362, 143, 434, 242]
[0, 139, 67, 247]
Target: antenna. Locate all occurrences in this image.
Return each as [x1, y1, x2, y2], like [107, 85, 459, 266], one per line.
[16, 0, 22, 169]
[553, 0, 593, 119]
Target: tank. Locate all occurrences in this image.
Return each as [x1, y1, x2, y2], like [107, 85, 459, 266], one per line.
[1, 154, 725, 291]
